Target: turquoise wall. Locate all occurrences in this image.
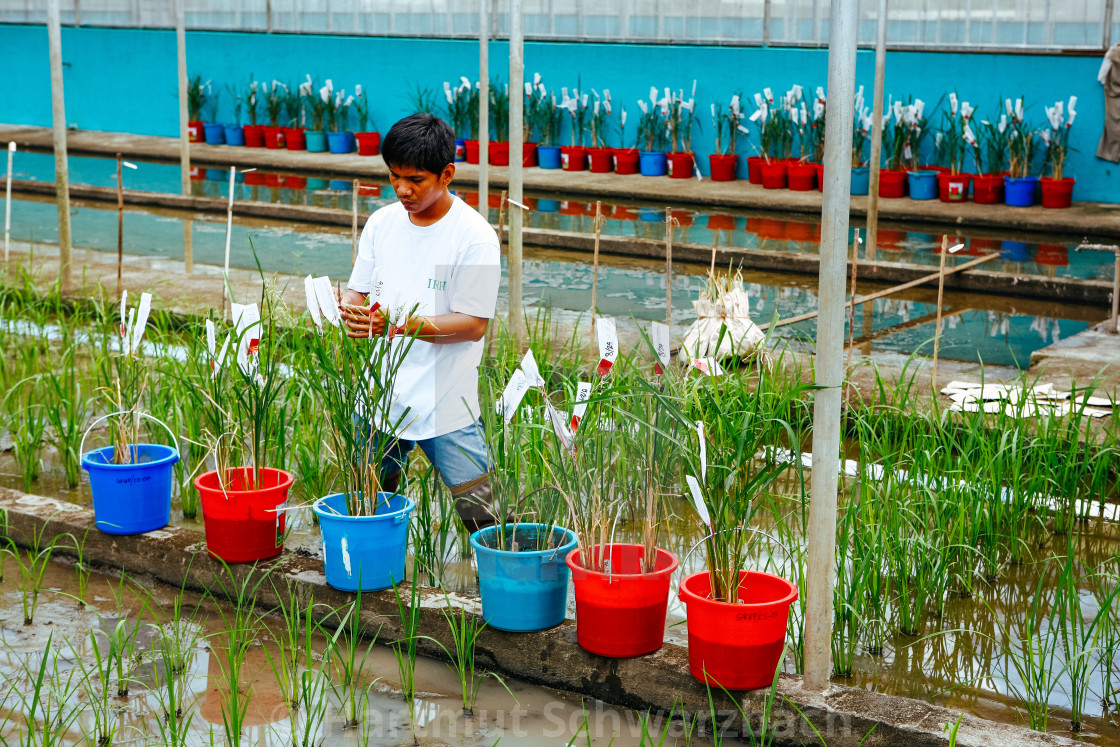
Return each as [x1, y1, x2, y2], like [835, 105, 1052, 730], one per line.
[2, 24, 1117, 203]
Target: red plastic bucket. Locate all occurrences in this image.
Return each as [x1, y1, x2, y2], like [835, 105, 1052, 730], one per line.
[567, 544, 678, 657]
[196, 468, 292, 563]
[283, 127, 306, 151]
[680, 570, 797, 690]
[878, 169, 908, 198]
[667, 152, 694, 179]
[759, 161, 788, 189]
[1040, 177, 1075, 209]
[787, 163, 817, 191]
[708, 154, 738, 181]
[813, 162, 824, 192]
[587, 147, 614, 173]
[561, 146, 588, 171]
[613, 148, 640, 174]
[937, 172, 972, 202]
[263, 126, 285, 149]
[522, 143, 538, 167]
[489, 142, 510, 166]
[972, 174, 1004, 205]
[464, 139, 480, 164]
[242, 125, 265, 148]
[746, 156, 765, 185]
[188, 121, 204, 143]
[355, 131, 381, 156]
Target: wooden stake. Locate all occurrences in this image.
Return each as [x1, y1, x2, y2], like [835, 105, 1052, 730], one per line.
[591, 200, 602, 337]
[5, 142, 15, 263]
[496, 189, 508, 251]
[845, 229, 860, 370]
[116, 153, 124, 297]
[665, 206, 674, 328]
[222, 165, 235, 319]
[47, 0, 73, 289]
[351, 178, 359, 265]
[930, 234, 949, 390]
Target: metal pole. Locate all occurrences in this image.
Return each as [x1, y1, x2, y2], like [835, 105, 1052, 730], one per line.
[508, 0, 524, 337]
[1105, 0, 1115, 48]
[865, 0, 887, 262]
[803, 0, 858, 693]
[116, 154, 123, 297]
[665, 207, 673, 328]
[222, 165, 235, 318]
[930, 235, 949, 389]
[4, 142, 13, 263]
[48, 0, 73, 290]
[478, 0, 490, 219]
[176, 0, 190, 198]
[351, 178, 359, 265]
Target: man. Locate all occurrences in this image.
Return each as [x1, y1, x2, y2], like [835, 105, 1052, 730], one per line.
[337, 113, 501, 532]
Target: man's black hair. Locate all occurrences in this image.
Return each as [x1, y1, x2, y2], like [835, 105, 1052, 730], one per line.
[381, 113, 456, 175]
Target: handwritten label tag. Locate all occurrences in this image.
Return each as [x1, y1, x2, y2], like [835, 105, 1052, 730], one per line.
[696, 421, 707, 482]
[684, 475, 712, 530]
[545, 397, 575, 452]
[119, 290, 128, 339]
[231, 302, 261, 375]
[498, 369, 529, 423]
[520, 349, 545, 388]
[651, 322, 671, 374]
[312, 276, 341, 326]
[691, 357, 724, 377]
[304, 275, 322, 329]
[597, 317, 618, 377]
[570, 381, 592, 431]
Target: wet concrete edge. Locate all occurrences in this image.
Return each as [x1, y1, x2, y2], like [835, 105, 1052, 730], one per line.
[0, 489, 1077, 747]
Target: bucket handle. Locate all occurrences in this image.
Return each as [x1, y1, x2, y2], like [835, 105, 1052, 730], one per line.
[80, 410, 180, 464]
[682, 527, 801, 586]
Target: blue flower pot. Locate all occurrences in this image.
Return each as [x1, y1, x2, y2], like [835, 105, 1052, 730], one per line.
[1003, 176, 1038, 207]
[455, 138, 467, 162]
[305, 131, 328, 153]
[81, 444, 178, 535]
[205, 168, 225, 181]
[907, 170, 939, 200]
[223, 125, 245, 146]
[537, 198, 560, 212]
[537, 145, 562, 169]
[203, 123, 225, 145]
[850, 166, 870, 195]
[327, 131, 352, 154]
[470, 523, 578, 632]
[1001, 240, 1031, 261]
[329, 179, 350, 191]
[639, 207, 665, 222]
[639, 151, 668, 177]
[313, 492, 416, 592]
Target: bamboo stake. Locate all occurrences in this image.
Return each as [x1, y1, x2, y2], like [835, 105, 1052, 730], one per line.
[47, 0, 73, 289]
[496, 189, 507, 251]
[845, 229, 861, 369]
[4, 142, 14, 263]
[116, 154, 123, 297]
[930, 235, 965, 389]
[222, 165, 236, 319]
[591, 200, 603, 337]
[351, 178, 359, 265]
[665, 206, 674, 328]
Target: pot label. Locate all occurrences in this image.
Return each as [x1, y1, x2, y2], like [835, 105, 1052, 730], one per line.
[596, 317, 617, 377]
[570, 381, 592, 431]
[562, 153, 569, 168]
[668, 160, 675, 176]
[651, 322, 671, 374]
[948, 182, 965, 200]
[612, 156, 618, 169]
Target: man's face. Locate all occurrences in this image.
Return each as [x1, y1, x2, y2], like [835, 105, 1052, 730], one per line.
[387, 162, 454, 214]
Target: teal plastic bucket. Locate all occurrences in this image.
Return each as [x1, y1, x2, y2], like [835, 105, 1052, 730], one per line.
[470, 523, 578, 632]
[81, 444, 178, 535]
[313, 492, 415, 591]
[305, 131, 328, 153]
[907, 170, 939, 200]
[850, 166, 870, 195]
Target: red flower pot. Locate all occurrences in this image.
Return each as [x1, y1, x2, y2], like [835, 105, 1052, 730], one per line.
[355, 132, 381, 156]
[243, 170, 267, 186]
[877, 228, 907, 251]
[242, 125, 265, 148]
[746, 156, 765, 185]
[281, 175, 307, 189]
[708, 154, 738, 182]
[522, 142, 538, 167]
[613, 148, 640, 175]
[1039, 177, 1075, 209]
[787, 163, 817, 191]
[786, 220, 821, 242]
[189, 166, 205, 182]
[707, 213, 738, 231]
[587, 147, 614, 173]
[264, 172, 282, 187]
[667, 152, 694, 179]
[489, 142, 510, 166]
[614, 204, 640, 220]
[282, 127, 306, 151]
[560, 199, 589, 216]
[560, 146, 588, 171]
[878, 169, 908, 198]
[813, 162, 824, 192]
[972, 174, 1005, 205]
[188, 121, 204, 143]
[759, 161, 788, 189]
[263, 126, 285, 149]
[196, 468, 292, 564]
[465, 139, 480, 164]
[1036, 243, 1069, 266]
[357, 182, 381, 197]
[968, 237, 1000, 255]
[937, 172, 972, 203]
[753, 218, 788, 240]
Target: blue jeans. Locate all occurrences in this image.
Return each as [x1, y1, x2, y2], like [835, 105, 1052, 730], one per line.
[362, 418, 491, 488]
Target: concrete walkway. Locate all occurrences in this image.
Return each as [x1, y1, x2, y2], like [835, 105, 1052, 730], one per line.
[4, 124, 1119, 240]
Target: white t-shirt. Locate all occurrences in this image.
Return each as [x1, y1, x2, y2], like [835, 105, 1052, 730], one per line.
[347, 195, 501, 441]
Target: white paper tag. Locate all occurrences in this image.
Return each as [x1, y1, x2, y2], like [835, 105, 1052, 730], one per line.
[691, 357, 724, 377]
[205, 319, 216, 356]
[213, 335, 230, 378]
[498, 369, 529, 423]
[570, 381, 593, 430]
[545, 397, 575, 452]
[596, 317, 618, 376]
[684, 474, 712, 529]
[231, 302, 261, 375]
[651, 322, 671, 374]
[304, 275, 322, 329]
[130, 292, 152, 355]
[696, 421, 707, 482]
[312, 276, 341, 326]
[119, 290, 128, 339]
[520, 349, 546, 388]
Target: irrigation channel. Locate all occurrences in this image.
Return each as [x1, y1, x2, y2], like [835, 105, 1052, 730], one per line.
[1, 153, 1119, 745]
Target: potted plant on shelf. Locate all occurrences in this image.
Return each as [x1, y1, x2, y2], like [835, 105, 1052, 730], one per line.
[638, 87, 669, 176]
[223, 85, 246, 146]
[305, 278, 421, 591]
[262, 80, 287, 149]
[675, 381, 806, 690]
[202, 90, 225, 145]
[751, 88, 791, 188]
[560, 86, 589, 172]
[520, 74, 549, 167]
[303, 75, 328, 153]
[709, 93, 745, 182]
[587, 89, 614, 173]
[444, 78, 473, 161]
[326, 87, 355, 153]
[973, 112, 1009, 204]
[535, 91, 565, 170]
[897, 98, 938, 200]
[187, 75, 207, 143]
[936, 93, 975, 202]
[787, 93, 817, 191]
[352, 85, 380, 156]
[878, 98, 909, 198]
[186, 295, 294, 564]
[612, 106, 640, 174]
[242, 77, 264, 147]
[666, 83, 697, 179]
[1003, 97, 1038, 207]
[282, 83, 306, 151]
[81, 291, 179, 536]
[489, 80, 511, 166]
[1039, 96, 1077, 209]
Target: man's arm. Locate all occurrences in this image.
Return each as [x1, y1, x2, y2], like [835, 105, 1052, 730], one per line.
[338, 304, 489, 343]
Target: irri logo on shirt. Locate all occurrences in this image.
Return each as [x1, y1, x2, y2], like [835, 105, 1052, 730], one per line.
[426, 278, 448, 291]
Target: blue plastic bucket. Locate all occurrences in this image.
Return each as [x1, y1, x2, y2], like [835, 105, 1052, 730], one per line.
[223, 125, 245, 146]
[907, 170, 939, 200]
[850, 166, 870, 195]
[203, 123, 225, 145]
[1001, 240, 1031, 261]
[81, 445, 178, 535]
[537, 145, 562, 169]
[1004, 176, 1038, 207]
[537, 198, 560, 212]
[327, 131, 352, 154]
[639, 151, 668, 177]
[470, 523, 578, 632]
[313, 492, 415, 591]
[455, 138, 467, 162]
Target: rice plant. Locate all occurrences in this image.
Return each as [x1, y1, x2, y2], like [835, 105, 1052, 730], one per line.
[3, 518, 58, 625]
[5, 379, 48, 490]
[206, 564, 269, 747]
[391, 575, 423, 746]
[329, 592, 378, 729]
[41, 343, 89, 489]
[147, 584, 202, 747]
[9, 634, 82, 747]
[410, 465, 455, 587]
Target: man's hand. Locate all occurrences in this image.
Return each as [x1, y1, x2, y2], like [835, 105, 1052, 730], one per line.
[334, 289, 387, 338]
